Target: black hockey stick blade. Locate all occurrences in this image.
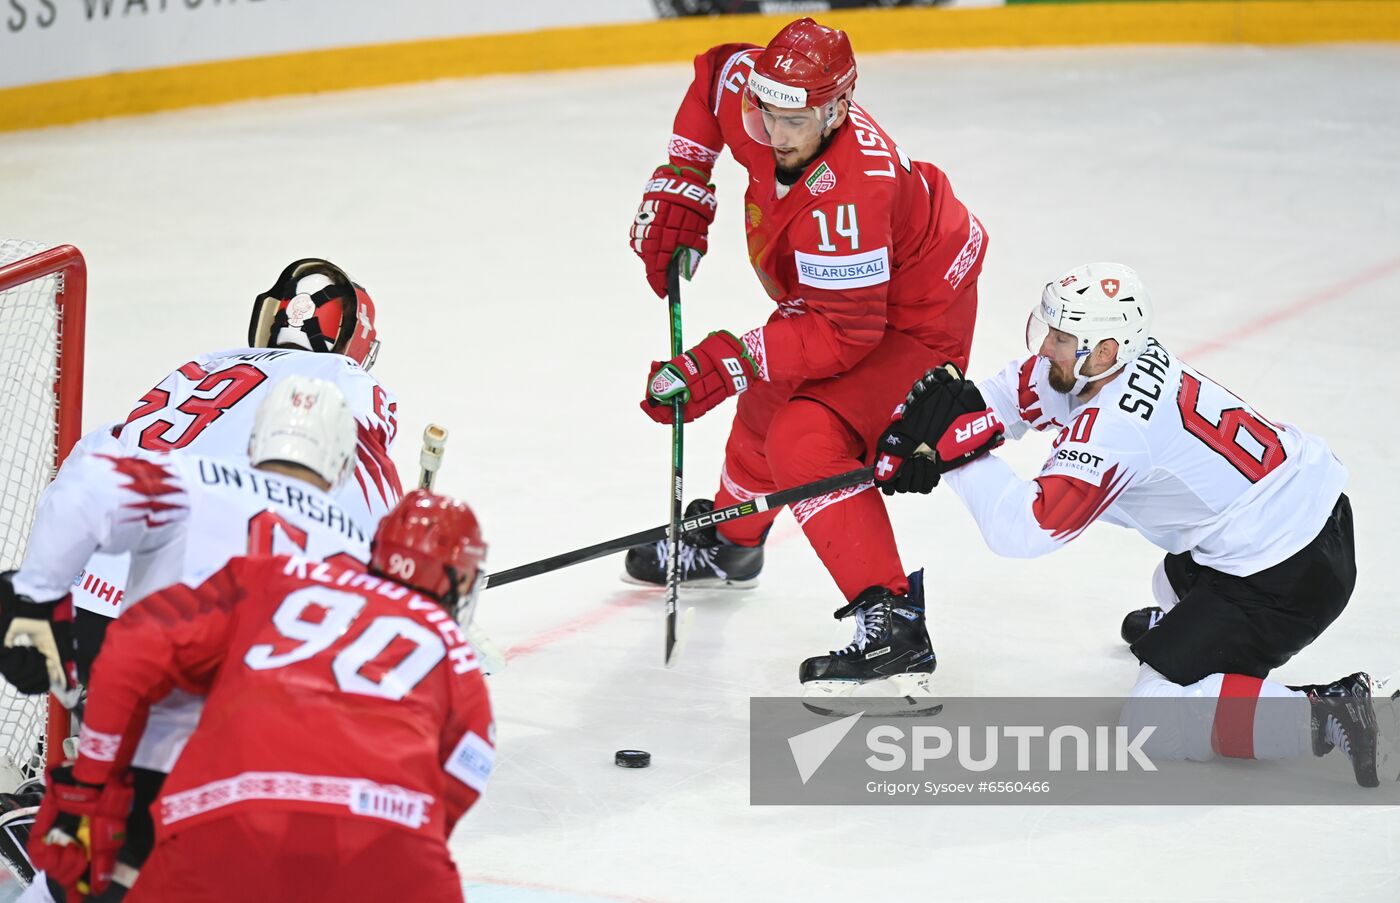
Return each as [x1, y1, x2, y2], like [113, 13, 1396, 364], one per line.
[482, 465, 875, 591]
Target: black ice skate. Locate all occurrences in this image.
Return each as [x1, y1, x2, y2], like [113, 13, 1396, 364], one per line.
[622, 499, 763, 589]
[1291, 672, 1380, 788]
[799, 569, 939, 716]
[1120, 606, 1165, 645]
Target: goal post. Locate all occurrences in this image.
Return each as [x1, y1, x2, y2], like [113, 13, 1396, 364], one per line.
[0, 240, 86, 788]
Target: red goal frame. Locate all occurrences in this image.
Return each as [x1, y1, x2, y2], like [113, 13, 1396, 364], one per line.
[0, 244, 87, 771]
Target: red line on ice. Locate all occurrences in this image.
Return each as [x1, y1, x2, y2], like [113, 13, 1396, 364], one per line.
[501, 524, 801, 661]
[503, 588, 657, 659]
[1184, 255, 1400, 359]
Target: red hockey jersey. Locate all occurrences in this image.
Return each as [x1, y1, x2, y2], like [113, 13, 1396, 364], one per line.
[74, 555, 494, 842]
[668, 43, 986, 380]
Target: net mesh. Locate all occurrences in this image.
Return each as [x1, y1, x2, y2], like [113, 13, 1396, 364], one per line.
[0, 239, 63, 789]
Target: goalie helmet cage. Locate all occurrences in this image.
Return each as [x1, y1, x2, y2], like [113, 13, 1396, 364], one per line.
[0, 240, 86, 789]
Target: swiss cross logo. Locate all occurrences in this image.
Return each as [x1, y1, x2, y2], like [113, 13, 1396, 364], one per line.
[1101, 278, 1120, 298]
[875, 453, 898, 479]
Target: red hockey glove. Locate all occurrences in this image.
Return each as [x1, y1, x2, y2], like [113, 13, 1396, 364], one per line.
[935, 409, 1005, 465]
[629, 164, 717, 298]
[28, 765, 135, 899]
[642, 331, 758, 424]
[875, 365, 1004, 495]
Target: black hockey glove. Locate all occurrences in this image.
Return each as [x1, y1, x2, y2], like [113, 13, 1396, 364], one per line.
[875, 365, 1002, 495]
[0, 571, 76, 697]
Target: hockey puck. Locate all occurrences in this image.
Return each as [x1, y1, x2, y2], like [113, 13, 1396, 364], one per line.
[615, 749, 651, 768]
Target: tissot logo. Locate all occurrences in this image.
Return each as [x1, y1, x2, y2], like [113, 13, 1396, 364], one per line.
[1054, 448, 1105, 468]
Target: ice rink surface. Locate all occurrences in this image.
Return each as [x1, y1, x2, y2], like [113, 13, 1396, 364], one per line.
[3, 42, 1399, 903]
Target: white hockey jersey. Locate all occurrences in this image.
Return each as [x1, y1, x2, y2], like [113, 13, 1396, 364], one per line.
[59, 347, 400, 615]
[15, 449, 372, 610]
[109, 347, 400, 522]
[945, 340, 1347, 576]
[12, 449, 374, 772]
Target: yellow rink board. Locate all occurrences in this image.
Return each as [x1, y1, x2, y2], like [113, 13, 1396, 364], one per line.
[3, 1, 1397, 133]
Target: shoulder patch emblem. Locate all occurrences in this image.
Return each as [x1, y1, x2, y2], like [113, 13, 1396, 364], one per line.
[805, 162, 836, 196]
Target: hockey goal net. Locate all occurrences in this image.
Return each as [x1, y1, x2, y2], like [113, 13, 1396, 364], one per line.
[0, 240, 85, 790]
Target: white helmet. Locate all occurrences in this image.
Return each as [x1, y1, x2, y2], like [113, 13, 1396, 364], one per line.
[248, 376, 356, 488]
[1026, 262, 1154, 393]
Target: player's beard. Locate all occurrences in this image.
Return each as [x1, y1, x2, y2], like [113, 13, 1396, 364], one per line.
[774, 129, 837, 183]
[774, 148, 814, 183]
[1047, 360, 1079, 394]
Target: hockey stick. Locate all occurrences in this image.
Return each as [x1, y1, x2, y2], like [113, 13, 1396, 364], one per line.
[481, 365, 954, 594]
[482, 464, 875, 591]
[416, 424, 506, 674]
[663, 258, 691, 668]
[419, 423, 449, 490]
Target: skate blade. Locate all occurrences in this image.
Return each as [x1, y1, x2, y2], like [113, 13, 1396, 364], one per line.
[801, 673, 942, 718]
[619, 573, 758, 590]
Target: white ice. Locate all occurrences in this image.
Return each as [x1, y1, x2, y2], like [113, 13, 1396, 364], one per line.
[2, 43, 1398, 903]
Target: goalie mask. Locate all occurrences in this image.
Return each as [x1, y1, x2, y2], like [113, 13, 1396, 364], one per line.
[1026, 262, 1154, 395]
[247, 376, 357, 489]
[248, 258, 380, 371]
[370, 490, 488, 628]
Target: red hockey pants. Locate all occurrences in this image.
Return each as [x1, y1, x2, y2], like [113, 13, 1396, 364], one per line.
[715, 327, 957, 602]
[128, 811, 464, 903]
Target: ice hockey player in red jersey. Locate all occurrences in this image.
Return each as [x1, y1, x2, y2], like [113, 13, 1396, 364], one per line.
[26, 490, 492, 902]
[27, 257, 401, 678]
[626, 17, 987, 703]
[874, 262, 1384, 786]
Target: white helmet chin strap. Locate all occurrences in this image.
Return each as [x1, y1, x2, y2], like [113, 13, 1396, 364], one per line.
[1069, 351, 1127, 396]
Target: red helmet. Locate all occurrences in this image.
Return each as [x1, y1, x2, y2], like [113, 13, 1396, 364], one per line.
[249, 258, 381, 371]
[742, 18, 857, 148]
[751, 18, 856, 110]
[370, 490, 487, 621]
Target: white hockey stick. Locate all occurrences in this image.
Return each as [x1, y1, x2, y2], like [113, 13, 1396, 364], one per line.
[419, 423, 449, 490]
[416, 424, 506, 675]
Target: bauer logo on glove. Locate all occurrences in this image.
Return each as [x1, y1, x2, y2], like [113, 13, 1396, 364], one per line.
[629, 163, 719, 298]
[642, 176, 717, 210]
